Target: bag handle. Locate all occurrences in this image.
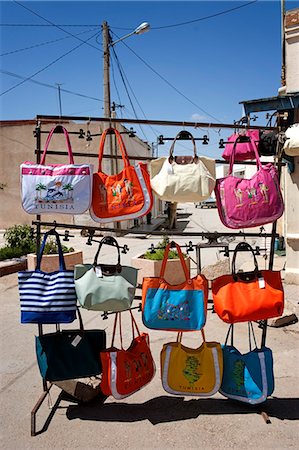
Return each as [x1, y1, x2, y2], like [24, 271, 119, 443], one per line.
[97, 127, 130, 172]
[177, 329, 206, 344]
[224, 323, 258, 350]
[93, 236, 121, 268]
[228, 135, 262, 175]
[160, 241, 190, 282]
[36, 229, 66, 272]
[111, 310, 141, 349]
[40, 125, 74, 165]
[169, 130, 197, 161]
[231, 242, 259, 278]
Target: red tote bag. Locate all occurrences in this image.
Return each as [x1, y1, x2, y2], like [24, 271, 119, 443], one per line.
[100, 311, 155, 399]
[212, 242, 284, 323]
[90, 128, 153, 223]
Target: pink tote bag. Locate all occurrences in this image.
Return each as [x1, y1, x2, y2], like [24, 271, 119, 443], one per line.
[222, 129, 260, 161]
[215, 137, 284, 229]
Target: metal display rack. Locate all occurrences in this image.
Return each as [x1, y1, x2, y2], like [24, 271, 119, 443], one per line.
[30, 114, 283, 435]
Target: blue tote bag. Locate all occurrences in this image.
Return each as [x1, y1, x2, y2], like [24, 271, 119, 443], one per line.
[18, 229, 77, 324]
[142, 241, 208, 331]
[220, 323, 274, 405]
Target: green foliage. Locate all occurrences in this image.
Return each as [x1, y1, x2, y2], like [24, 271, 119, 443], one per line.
[0, 246, 26, 261]
[4, 225, 35, 253]
[1, 225, 74, 260]
[143, 237, 180, 261]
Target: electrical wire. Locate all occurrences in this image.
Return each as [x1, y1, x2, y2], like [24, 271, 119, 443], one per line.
[111, 50, 148, 142]
[111, 45, 160, 139]
[0, 30, 101, 97]
[0, 27, 99, 57]
[113, 33, 222, 123]
[110, 1, 258, 31]
[0, 24, 100, 27]
[12, 1, 102, 52]
[1, 70, 128, 108]
[110, 57, 124, 118]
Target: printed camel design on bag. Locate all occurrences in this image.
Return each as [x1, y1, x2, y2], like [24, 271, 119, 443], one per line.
[246, 187, 258, 204]
[183, 356, 201, 384]
[123, 351, 151, 385]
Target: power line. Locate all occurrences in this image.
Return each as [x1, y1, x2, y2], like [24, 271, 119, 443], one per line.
[110, 1, 258, 31]
[111, 46, 149, 142]
[114, 34, 222, 123]
[0, 27, 99, 56]
[151, 0, 258, 29]
[111, 44, 160, 139]
[12, 1, 102, 52]
[0, 30, 101, 97]
[0, 24, 100, 27]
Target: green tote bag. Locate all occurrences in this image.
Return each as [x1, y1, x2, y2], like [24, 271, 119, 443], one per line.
[74, 236, 138, 312]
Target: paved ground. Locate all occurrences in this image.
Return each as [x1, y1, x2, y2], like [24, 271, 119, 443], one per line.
[0, 205, 298, 449]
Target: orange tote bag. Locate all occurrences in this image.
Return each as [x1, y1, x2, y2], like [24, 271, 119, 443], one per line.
[212, 242, 284, 324]
[90, 127, 153, 223]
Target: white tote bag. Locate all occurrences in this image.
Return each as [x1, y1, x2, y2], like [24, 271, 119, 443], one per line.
[283, 123, 299, 156]
[150, 130, 216, 203]
[21, 125, 93, 214]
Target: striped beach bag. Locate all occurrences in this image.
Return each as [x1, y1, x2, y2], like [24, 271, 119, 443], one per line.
[18, 230, 77, 324]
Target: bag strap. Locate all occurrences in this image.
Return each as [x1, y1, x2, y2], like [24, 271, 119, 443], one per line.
[36, 229, 66, 271]
[160, 241, 190, 282]
[177, 329, 206, 343]
[97, 127, 130, 172]
[248, 321, 258, 351]
[224, 324, 234, 346]
[111, 310, 141, 348]
[169, 130, 197, 161]
[228, 135, 262, 174]
[231, 242, 259, 277]
[224, 323, 258, 350]
[40, 125, 74, 165]
[93, 236, 121, 268]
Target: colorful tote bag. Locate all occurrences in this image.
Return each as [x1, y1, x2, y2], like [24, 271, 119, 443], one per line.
[212, 242, 284, 324]
[161, 330, 223, 396]
[215, 136, 284, 229]
[220, 323, 274, 404]
[142, 241, 208, 331]
[18, 230, 77, 324]
[21, 125, 93, 214]
[74, 236, 138, 312]
[149, 130, 216, 203]
[222, 129, 260, 161]
[100, 311, 155, 399]
[90, 127, 153, 223]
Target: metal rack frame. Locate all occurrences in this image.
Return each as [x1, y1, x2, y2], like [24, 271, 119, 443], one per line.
[30, 114, 282, 435]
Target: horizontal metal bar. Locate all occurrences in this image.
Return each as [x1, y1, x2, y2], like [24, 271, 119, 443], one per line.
[36, 115, 277, 131]
[32, 150, 284, 165]
[34, 150, 154, 161]
[32, 221, 278, 239]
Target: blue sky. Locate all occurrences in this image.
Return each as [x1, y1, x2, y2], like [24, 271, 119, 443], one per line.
[1, 1, 298, 157]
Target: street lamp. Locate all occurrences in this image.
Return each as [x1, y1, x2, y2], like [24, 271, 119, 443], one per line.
[102, 21, 150, 119]
[102, 21, 150, 173]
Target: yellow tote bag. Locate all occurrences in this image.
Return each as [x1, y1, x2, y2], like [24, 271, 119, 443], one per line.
[160, 330, 223, 396]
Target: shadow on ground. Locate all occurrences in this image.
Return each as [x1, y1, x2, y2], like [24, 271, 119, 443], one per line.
[65, 395, 299, 425]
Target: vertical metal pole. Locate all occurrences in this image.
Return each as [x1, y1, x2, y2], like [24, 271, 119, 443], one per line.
[56, 83, 63, 117]
[102, 21, 114, 174]
[281, 0, 286, 86]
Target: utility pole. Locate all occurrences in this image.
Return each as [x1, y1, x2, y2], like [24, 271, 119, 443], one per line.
[102, 21, 114, 174]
